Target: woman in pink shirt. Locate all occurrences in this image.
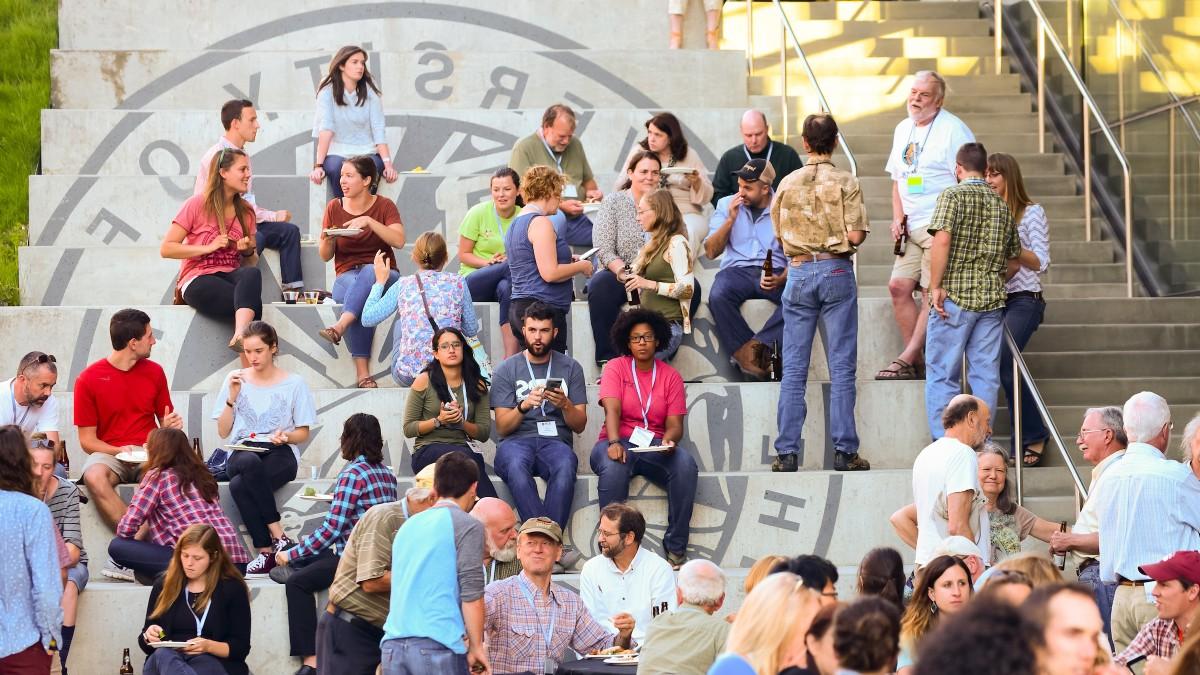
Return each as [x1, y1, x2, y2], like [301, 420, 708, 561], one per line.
[589, 308, 698, 568]
[161, 148, 263, 353]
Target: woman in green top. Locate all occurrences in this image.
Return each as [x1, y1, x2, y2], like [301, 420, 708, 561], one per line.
[623, 188, 698, 360]
[403, 326, 497, 497]
[459, 168, 521, 358]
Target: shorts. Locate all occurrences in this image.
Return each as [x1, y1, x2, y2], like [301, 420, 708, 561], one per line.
[668, 0, 723, 12]
[66, 561, 89, 591]
[81, 451, 143, 484]
[890, 226, 934, 290]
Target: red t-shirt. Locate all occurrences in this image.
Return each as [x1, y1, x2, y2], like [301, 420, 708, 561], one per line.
[173, 195, 252, 289]
[597, 356, 687, 441]
[322, 196, 402, 276]
[73, 358, 173, 448]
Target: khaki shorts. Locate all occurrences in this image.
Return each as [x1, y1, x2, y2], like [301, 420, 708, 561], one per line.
[890, 226, 934, 290]
[81, 451, 143, 484]
[668, 0, 722, 12]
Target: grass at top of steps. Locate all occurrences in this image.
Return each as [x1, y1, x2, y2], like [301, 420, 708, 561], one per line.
[0, 0, 56, 305]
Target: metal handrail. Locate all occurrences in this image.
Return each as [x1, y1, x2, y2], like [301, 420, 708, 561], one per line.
[1007, 328, 1089, 510]
[1091, 95, 1200, 132]
[742, 0, 858, 176]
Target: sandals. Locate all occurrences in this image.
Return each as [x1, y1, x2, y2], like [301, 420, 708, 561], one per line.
[357, 376, 378, 389]
[875, 359, 919, 380]
[318, 326, 342, 345]
[1023, 441, 1046, 467]
[228, 337, 243, 354]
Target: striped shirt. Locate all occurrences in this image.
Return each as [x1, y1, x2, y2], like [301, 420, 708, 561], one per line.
[1005, 204, 1050, 294]
[117, 469, 250, 564]
[46, 476, 87, 565]
[1093, 443, 1200, 583]
[928, 178, 1021, 312]
[286, 457, 398, 560]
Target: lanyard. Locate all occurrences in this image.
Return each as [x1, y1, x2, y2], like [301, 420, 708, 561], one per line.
[519, 581, 557, 651]
[484, 559, 497, 585]
[539, 131, 564, 173]
[523, 353, 553, 417]
[905, 110, 940, 173]
[744, 141, 773, 164]
[186, 591, 213, 637]
[401, 497, 410, 520]
[9, 381, 29, 428]
[629, 360, 657, 429]
[492, 204, 510, 240]
[455, 382, 469, 424]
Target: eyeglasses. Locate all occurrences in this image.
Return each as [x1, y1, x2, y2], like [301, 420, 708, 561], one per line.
[628, 334, 656, 344]
[597, 529, 622, 539]
[29, 438, 56, 450]
[1076, 428, 1109, 439]
[821, 590, 839, 599]
[34, 354, 56, 364]
[437, 341, 463, 351]
[985, 169, 1002, 177]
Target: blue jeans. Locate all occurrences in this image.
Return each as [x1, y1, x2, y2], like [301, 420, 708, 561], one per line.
[925, 298, 1003, 439]
[774, 258, 860, 460]
[109, 537, 173, 579]
[465, 262, 512, 326]
[142, 647, 227, 675]
[1077, 562, 1117, 646]
[708, 265, 784, 356]
[548, 211, 593, 247]
[323, 154, 384, 199]
[332, 265, 401, 358]
[380, 637, 467, 675]
[590, 439, 698, 555]
[494, 436, 578, 530]
[256, 220, 304, 289]
[999, 294, 1049, 451]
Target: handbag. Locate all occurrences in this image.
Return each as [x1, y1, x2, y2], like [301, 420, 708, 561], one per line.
[205, 448, 230, 481]
[415, 273, 492, 380]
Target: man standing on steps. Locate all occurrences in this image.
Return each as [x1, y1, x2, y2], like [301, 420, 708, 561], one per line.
[76, 308, 182, 582]
[711, 109, 803, 205]
[769, 113, 870, 473]
[878, 71, 975, 382]
[703, 158, 787, 378]
[1048, 406, 1127, 641]
[924, 142, 1020, 438]
[195, 99, 304, 294]
[509, 103, 603, 247]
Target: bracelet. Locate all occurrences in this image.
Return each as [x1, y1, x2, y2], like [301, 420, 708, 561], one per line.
[381, 156, 392, 164]
[517, 400, 528, 414]
[225, 400, 234, 407]
[312, 163, 323, 169]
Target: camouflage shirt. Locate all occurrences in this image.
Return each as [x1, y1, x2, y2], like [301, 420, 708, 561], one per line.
[771, 158, 869, 257]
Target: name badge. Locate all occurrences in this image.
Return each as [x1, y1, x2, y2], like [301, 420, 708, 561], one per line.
[630, 426, 655, 448]
[544, 657, 559, 674]
[537, 421, 558, 437]
[561, 184, 579, 199]
[906, 175, 925, 195]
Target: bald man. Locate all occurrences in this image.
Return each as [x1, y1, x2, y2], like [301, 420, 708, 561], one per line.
[471, 497, 522, 584]
[711, 109, 803, 205]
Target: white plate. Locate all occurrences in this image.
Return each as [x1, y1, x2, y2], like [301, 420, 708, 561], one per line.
[584, 652, 635, 659]
[323, 228, 361, 237]
[115, 451, 148, 463]
[150, 641, 191, 649]
[299, 493, 334, 502]
[581, 202, 601, 213]
[629, 445, 672, 453]
[399, 170, 430, 175]
[226, 444, 266, 452]
[661, 166, 697, 175]
[604, 656, 639, 665]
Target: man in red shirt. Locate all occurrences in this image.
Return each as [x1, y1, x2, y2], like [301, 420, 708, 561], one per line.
[77, 309, 181, 580]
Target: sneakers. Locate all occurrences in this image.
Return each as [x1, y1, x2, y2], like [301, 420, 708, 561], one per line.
[101, 558, 135, 582]
[294, 666, 316, 675]
[834, 453, 871, 472]
[245, 536, 294, 578]
[771, 454, 798, 473]
[666, 550, 687, 570]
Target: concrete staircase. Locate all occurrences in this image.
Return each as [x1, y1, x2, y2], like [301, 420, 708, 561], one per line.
[19, 0, 1200, 672]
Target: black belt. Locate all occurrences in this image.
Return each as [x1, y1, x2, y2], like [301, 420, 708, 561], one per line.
[790, 252, 853, 265]
[326, 603, 384, 640]
[1007, 290, 1043, 302]
[1117, 576, 1149, 587]
[1076, 558, 1099, 573]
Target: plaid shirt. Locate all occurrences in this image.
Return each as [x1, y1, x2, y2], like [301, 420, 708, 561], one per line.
[485, 572, 622, 674]
[287, 457, 397, 560]
[1115, 617, 1182, 666]
[117, 468, 250, 563]
[928, 178, 1020, 312]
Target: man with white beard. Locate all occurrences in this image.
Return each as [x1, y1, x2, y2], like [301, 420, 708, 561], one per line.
[472, 497, 522, 584]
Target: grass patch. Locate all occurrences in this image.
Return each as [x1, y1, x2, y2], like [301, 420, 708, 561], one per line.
[0, 0, 57, 305]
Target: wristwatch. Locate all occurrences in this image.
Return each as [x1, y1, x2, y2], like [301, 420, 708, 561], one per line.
[433, 418, 443, 429]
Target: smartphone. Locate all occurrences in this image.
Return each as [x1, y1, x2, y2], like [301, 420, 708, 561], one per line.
[579, 247, 600, 261]
[544, 377, 563, 391]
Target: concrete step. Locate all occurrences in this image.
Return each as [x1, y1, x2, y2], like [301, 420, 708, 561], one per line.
[749, 73, 1026, 97]
[755, 55, 1005, 78]
[1027, 324, 1200, 352]
[51, 49, 750, 110]
[848, 151, 1067, 176]
[750, 92, 1034, 115]
[855, 239, 1115, 265]
[855, 174, 1077, 197]
[1040, 297, 1200, 323]
[1024, 349, 1200, 377]
[837, 112, 1045, 135]
[1002, 377, 1200, 408]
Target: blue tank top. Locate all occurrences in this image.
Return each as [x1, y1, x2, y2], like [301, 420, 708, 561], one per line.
[504, 210, 574, 309]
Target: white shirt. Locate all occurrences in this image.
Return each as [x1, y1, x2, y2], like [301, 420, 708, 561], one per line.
[1070, 449, 1125, 568]
[0, 378, 59, 436]
[579, 545, 677, 643]
[885, 109, 975, 231]
[911, 436, 990, 566]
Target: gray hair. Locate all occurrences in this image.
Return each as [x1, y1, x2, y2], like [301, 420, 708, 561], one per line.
[1181, 414, 1200, 462]
[913, 70, 947, 101]
[677, 559, 726, 606]
[1084, 406, 1128, 447]
[405, 486, 433, 502]
[1123, 391, 1171, 443]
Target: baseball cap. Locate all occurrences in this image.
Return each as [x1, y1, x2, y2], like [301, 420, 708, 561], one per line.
[933, 535, 984, 560]
[732, 158, 776, 186]
[414, 463, 436, 490]
[519, 516, 563, 544]
[1139, 551, 1200, 585]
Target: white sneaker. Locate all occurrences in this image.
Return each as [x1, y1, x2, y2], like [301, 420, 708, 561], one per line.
[101, 558, 135, 582]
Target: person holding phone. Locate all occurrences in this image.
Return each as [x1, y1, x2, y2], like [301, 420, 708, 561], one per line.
[589, 309, 697, 569]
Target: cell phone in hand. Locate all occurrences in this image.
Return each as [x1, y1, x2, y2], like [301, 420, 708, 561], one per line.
[544, 378, 563, 391]
[579, 247, 600, 261]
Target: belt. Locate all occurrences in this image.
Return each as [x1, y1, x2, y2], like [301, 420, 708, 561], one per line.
[1076, 558, 1099, 574]
[1007, 290, 1044, 302]
[1117, 576, 1149, 587]
[326, 603, 385, 640]
[790, 252, 853, 265]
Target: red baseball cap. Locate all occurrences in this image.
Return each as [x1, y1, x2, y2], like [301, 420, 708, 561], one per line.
[1139, 551, 1200, 585]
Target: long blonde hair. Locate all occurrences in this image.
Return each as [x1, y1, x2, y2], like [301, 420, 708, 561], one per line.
[725, 572, 821, 675]
[203, 147, 254, 238]
[150, 524, 246, 620]
[632, 188, 688, 275]
[987, 152, 1033, 223]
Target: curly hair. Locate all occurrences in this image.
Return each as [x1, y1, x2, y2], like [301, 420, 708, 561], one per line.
[521, 165, 567, 203]
[914, 598, 1041, 675]
[339, 413, 384, 464]
[835, 597, 901, 672]
[609, 308, 673, 358]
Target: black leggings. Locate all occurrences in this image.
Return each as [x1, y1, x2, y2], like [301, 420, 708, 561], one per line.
[182, 267, 263, 320]
[226, 444, 297, 548]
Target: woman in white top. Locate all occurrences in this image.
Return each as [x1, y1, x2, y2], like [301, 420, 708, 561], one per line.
[986, 153, 1051, 467]
[212, 321, 317, 578]
[308, 46, 399, 198]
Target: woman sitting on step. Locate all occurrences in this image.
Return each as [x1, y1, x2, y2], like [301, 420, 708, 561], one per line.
[110, 429, 250, 583]
[212, 320, 317, 579]
[403, 326, 497, 498]
[361, 232, 479, 386]
[458, 167, 522, 358]
[316, 155, 406, 389]
[272, 413, 397, 675]
[138, 523, 251, 675]
[160, 147, 262, 353]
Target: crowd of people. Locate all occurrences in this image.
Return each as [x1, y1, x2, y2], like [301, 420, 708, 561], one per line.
[1, 40, 1192, 675]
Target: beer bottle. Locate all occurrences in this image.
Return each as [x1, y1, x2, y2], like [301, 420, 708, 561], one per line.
[623, 264, 640, 306]
[760, 253, 774, 286]
[1053, 522, 1068, 570]
[768, 341, 783, 382]
[119, 647, 134, 674]
[192, 437, 204, 461]
[893, 215, 909, 257]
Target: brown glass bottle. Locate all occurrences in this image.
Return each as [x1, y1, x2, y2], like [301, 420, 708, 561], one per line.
[192, 436, 203, 461]
[623, 264, 640, 305]
[893, 215, 909, 256]
[760, 254, 774, 286]
[768, 341, 783, 382]
[120, 647, 134, 674]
